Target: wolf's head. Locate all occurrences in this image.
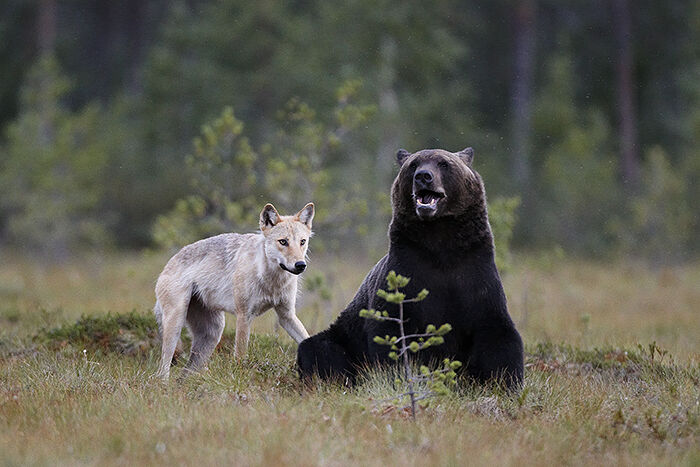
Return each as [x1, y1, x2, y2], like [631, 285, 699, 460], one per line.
[260, 203, 314, 275]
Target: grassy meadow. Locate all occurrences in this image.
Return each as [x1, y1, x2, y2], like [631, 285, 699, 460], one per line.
[1, 251, 699, 465]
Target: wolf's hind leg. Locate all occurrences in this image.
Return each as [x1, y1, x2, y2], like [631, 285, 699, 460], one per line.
[155, 290, 190, 380]
[184, 295, 225, 374]
[155, 300, 184, 365]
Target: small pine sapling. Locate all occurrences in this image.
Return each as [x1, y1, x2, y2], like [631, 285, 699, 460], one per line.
[359, 271, 462, 420]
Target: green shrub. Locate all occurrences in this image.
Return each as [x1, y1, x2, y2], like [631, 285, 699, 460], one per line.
[359, 271, 460, 419]
[488, 196, 520, 274]
[621, 147, 693, 265]
[0, 55, 110, 258]
[153, 82, 376, 251]
[35, 311, 158, 356]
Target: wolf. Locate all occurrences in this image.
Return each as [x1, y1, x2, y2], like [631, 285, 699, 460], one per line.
[154, 202, 314, 380]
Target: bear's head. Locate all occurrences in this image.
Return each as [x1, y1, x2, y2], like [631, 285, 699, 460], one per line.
[391, 147, 484, 222]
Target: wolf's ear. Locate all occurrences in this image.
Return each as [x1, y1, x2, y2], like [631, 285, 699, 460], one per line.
[260, 203, 281, 230]
[396, 148, 411, 166]
[295, 202, 315, 228]
[456, 147, 474, 166]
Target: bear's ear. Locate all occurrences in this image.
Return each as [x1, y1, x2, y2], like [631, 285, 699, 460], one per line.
[396, 148, 412, 166]
[456, 147, 474, 166]
[260, 203, 281, 231]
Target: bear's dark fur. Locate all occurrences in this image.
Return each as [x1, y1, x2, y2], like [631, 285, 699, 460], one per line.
[297, 148, 524, 389]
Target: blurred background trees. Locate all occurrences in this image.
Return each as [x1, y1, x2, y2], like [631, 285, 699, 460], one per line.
[0, 0, 698, 263]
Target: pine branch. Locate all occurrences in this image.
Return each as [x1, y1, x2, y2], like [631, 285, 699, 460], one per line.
[359, 271, 460, 420]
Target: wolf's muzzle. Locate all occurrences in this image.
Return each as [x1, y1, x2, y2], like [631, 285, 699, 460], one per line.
[280, 262, 307, 275]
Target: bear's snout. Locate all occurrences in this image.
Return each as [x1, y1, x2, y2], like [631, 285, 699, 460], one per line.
[412, 163, 445, 219]
[414, 169, 434, 188]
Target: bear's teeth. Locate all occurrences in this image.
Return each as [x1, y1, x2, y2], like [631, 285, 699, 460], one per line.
[417, 194, 438, 207]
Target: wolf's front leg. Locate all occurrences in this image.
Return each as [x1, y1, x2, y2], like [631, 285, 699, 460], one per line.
[234, 308, 253, 360]
[275, 303, 310, 343]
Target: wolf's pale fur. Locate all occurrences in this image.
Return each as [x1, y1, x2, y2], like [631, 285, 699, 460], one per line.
[154, 203, 314, 380]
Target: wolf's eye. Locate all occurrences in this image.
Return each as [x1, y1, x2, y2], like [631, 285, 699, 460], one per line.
[300, 239, 306, 246]
[278, 239, 288, 246]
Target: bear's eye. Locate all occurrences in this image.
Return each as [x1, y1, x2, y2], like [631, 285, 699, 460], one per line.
[438, 160, 448, 169]
[278, 239, 288, 246]
[409, 161, 418, 170]
[300, 239, 306, 246]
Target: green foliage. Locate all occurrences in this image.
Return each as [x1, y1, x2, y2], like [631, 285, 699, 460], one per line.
[359, 271, 461, 419]
[618, 147, 694, 264]
[133, 0, 478, 253]
[35, 310, 158, 356]
[0, 55, 110, 258]
[152, 107, 259, 249]
[1, 2, 700, 261]
[142, 0, 325, 150]
[375, 289, 406, 304]
[385, 270, 410, 291]
[529, 52, 621, 254]
[153, 83, 375, 250]
[140, 0, 472, 158]
[488, 196, 520, 274]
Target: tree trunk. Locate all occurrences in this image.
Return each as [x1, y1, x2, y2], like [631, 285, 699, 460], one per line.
[37, 0, 70, 261]
[36, 0, 56, 54]
[125, 0, 146, 94]
[35, 0, 57, 147]
[376, 35, 400, 185]
[612, 0, 640, 188]
[371, 35, 400, 251]
[511, 0, 536, 191]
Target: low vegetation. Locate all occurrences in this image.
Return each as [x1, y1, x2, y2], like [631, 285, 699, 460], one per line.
[1, 253, 699, 465]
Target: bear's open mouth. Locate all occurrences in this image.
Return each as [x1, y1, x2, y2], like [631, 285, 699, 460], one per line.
[414, 189, 445, 212]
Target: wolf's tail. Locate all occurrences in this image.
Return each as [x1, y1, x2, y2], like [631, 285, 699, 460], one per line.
[154, 300, 163, 338]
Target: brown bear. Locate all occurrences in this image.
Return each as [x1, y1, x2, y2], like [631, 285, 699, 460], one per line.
[297, 147, 524, 389]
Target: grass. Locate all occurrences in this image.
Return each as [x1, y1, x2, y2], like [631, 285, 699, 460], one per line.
[1, 251, 699, 465]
